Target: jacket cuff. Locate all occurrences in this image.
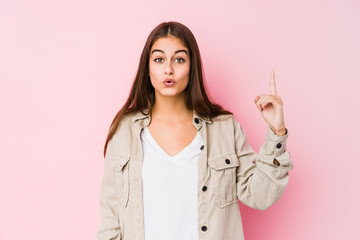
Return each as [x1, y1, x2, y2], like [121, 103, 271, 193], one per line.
[258, 127, 293, 179]
[263, 126, 288, 157]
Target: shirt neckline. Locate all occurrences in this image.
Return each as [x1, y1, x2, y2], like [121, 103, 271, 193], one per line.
[142, 127, 202, 160]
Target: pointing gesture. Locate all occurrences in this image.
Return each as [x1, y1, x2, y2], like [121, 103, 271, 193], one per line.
[270, 70, 277, 96]
[254, 70, 286, 136]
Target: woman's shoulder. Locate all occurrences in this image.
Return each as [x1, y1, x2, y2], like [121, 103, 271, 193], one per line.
[205, 113, 239, 131]
[119, 109, 149, 125]
[120, 110, 142, 123]
[209, 113, 239, 127]
[106, 110, 145, 155]
[211, 113, 234, 122]
[209, 113, 245, 133]
[111, 110, 146, 137]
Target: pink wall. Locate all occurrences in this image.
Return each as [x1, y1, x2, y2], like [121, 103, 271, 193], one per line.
[1, 0, 359, 239]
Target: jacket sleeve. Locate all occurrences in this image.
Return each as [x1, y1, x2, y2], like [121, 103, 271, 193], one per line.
[96, 139, 121, 240]
[234, 118, 293, 210]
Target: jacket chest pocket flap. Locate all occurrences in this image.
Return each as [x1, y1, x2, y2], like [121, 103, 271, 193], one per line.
[111, 156, 130, 208]
[208, 152, 240, 208]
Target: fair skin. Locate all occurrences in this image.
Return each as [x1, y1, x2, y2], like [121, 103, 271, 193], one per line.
[254, 70, 286, 136]
[148, 35, 285, 157]
[148, 35, 196, 157]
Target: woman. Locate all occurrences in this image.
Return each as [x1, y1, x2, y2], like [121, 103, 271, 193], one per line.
[96, 21, 293, 240]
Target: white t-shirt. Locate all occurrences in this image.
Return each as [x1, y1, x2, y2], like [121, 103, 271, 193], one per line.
[141, 127, 204, 240]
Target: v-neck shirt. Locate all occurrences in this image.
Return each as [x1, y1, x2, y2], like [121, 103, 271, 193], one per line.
[141, 127, 204, 240]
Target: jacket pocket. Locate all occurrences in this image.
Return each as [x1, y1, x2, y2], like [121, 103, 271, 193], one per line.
[208, 152, 240, 208]
[111, 156, 130, 208]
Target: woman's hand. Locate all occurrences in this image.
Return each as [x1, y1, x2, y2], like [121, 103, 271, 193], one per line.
[254, 70, 286, 136]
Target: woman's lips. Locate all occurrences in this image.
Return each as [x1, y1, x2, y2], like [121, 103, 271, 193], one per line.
[163, 78, 175, 87]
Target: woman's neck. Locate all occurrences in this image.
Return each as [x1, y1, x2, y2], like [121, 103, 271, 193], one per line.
[151, 93, 192, 122]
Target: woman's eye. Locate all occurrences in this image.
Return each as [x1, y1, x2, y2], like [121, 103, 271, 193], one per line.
[175, 58, 185, 63]
[154, 58, 164, 63]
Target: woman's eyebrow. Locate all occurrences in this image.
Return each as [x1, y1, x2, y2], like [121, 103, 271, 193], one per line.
[175, 49, 188, 55]
[151, 49, 188, 55]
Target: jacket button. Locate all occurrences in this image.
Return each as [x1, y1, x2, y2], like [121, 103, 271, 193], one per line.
[202, 186, 207, 191]
[276, 143, 282, 149]
[194, 118, 200, 124]
[225, 159, 230, 164]
[201, 226, 207, 231]
[200, 145, 204, 150]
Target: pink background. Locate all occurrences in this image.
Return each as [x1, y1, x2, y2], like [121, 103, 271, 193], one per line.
[1, 0, 359, 239]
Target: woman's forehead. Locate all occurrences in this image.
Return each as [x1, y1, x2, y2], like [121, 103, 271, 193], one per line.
[151, 36, 188, 53]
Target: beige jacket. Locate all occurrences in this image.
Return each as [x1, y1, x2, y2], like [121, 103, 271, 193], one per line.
[96, 110, 293, 240]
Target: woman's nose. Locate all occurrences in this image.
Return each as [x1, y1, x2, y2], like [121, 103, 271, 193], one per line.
[165, 61, 173, 75]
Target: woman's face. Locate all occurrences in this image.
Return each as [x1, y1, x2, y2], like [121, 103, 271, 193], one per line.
[149, 35, 190, 99]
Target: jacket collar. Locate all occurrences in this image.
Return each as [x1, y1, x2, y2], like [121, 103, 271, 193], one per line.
[193, 111, 212, 124]
[132, 109, 212, 126]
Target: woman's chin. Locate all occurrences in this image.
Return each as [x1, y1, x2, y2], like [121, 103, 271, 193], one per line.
[156, 89, 186, 98]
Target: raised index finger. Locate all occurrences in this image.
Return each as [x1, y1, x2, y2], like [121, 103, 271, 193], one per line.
[270, 69, 277, 96]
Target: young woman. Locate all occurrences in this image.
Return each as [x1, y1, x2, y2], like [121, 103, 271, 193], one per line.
[96, 21, 293, 240]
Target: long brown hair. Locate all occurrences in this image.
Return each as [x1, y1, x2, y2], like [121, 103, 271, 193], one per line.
[104, 21, 232, 156]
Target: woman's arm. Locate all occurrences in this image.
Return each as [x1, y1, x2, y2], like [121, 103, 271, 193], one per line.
[235, 121, 293, 210]
[235, 70, 293, 210]
[96, 139, 121, 240]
